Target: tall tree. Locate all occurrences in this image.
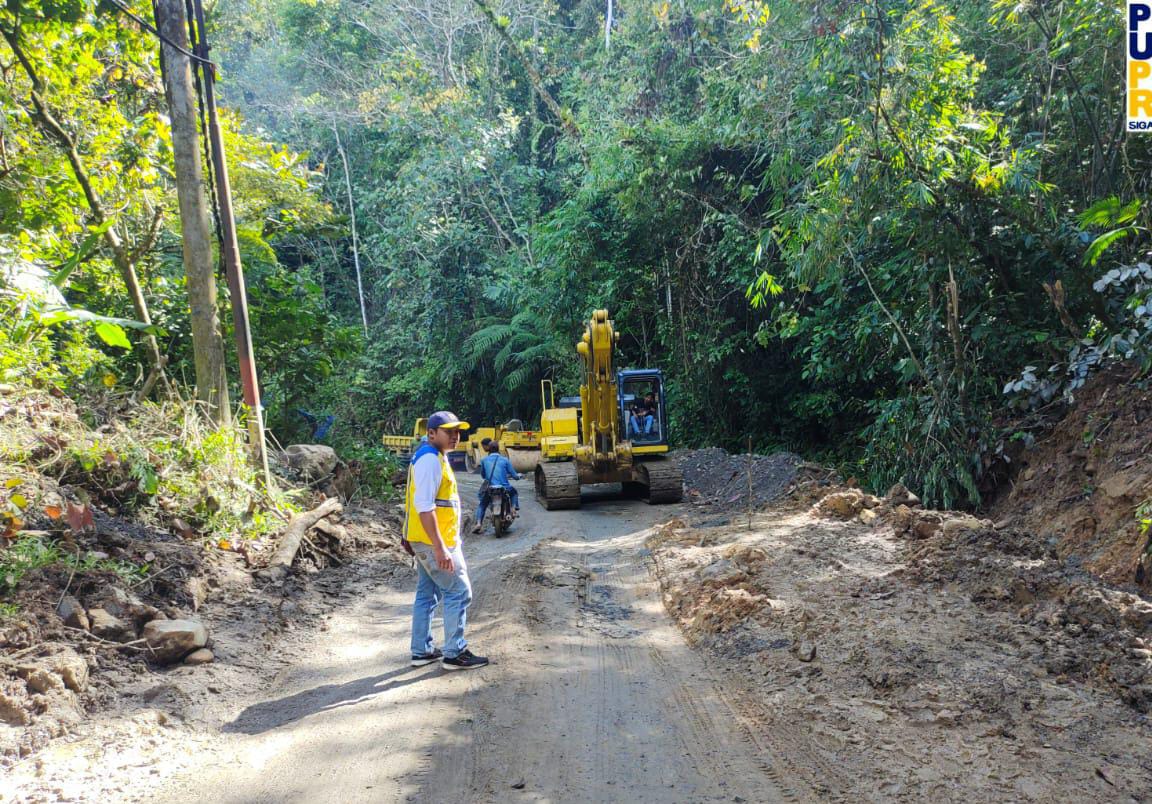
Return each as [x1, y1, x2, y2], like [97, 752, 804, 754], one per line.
[156, 0, 231, 422]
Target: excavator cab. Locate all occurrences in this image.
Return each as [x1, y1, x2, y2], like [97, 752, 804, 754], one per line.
[618, 370, 669, 449]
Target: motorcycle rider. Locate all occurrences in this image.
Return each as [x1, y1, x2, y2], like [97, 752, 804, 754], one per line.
[472, 440, 522, 533]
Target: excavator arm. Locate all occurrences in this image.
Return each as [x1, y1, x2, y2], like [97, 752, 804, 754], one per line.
[576, 309, 623, 465]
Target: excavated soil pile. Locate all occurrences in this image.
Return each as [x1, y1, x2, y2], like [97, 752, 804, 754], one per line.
[903, 523, 1152, 712]
[990, 365, 1152, 586]
[673, 447, 804, 508]
[0, 500, 408, 764]
[648, 488, 1152, 800]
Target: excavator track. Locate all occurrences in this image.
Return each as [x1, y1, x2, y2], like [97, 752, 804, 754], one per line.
[536, 461, 581, 510]
[638, 459, 684, 504]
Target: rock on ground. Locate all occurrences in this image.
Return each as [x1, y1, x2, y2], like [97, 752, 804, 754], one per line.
[283, 444, 339, 482]
[142, 620, 209, 665]
[88, 608, 135, 643]
[55, 596, 89, 631]
[85, 587, 164, 631]
[183, 648, 214, 666]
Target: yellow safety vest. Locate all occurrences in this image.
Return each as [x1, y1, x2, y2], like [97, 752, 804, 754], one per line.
[404, 447, 461, 549]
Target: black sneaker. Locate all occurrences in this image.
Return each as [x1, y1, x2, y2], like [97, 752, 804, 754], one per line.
[441, 649, 489, 671]
[411, 648, 443, 667]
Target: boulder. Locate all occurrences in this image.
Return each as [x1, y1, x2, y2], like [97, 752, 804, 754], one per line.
[815, 491, 868, 519]
[886, 483, 921, 508]
[891, 504, 915, 533]
[941, 515, 985, 537]
[56, 595, 89, 631]
[913, 516, 942, 540]
[284, 444, 339, 481]
[142, 619, 208, 664]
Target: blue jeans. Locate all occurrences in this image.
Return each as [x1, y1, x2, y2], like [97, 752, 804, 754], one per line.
[474, 486, 520, 524]
[409, 542, 472, 659]
[630, 414, 654, 437]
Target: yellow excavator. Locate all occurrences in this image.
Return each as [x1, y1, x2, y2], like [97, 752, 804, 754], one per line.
[535, 310, 683, 509]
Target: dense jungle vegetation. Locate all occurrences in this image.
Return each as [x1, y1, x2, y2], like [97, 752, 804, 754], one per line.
[2, 0, 1151, 508]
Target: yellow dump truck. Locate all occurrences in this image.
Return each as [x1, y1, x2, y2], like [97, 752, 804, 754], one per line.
[381, 417, 468, 471]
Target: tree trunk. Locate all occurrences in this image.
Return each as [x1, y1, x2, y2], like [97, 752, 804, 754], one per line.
[156, 0, 231, 424]
[259, 497, 343, 581]
[333, 126, 369, 337]
[469, 0, 584, 151]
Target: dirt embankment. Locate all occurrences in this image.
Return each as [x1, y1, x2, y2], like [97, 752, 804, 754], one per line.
[988, 364, 1152, 586]
[0, 497, 408, 765]
[1, 386, 409, 767]
[650, 439, 1152, 800]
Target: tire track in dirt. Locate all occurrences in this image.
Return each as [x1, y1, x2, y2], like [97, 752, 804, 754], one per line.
[39, 480, 806, 803]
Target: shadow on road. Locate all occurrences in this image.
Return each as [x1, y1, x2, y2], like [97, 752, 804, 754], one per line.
[222, 665, 439, 735]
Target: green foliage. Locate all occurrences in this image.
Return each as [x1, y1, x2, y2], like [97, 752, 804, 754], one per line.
[3, 0, 1150, 514]
[331, 444, 400, 501]
[0, 532, 147, 594]
[0, 533, 61, 592]
[1, 3, 347, 452]
[862, 393, 990, 511]
[202, 0, 1152, 507]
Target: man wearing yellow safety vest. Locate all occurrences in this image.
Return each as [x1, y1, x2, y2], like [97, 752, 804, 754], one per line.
[406, 411, 489, 670]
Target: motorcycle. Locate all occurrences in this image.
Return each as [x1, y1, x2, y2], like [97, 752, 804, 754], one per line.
[487, 486, 515, 537]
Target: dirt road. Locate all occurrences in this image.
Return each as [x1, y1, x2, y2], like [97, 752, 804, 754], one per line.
[12, 468, 1147, 803]
[131, 477, 787, 803]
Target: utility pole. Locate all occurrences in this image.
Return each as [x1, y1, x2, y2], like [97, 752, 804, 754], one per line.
[188, 0, 271, 485]
[155, 0, 231, 425]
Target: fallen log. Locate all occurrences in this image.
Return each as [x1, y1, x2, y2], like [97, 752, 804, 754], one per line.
[258, 497, 342, 581]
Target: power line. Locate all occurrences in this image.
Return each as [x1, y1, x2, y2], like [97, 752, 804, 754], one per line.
[107, 0, 216, 68]
[183, 0, 224, 251]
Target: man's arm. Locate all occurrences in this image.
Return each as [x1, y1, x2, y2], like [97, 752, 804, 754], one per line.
[501, 455, 523, 481]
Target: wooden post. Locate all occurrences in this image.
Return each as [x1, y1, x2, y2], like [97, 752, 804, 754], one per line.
[747, 435, 753, 531]
[155, 0, 231, 424]
[189, 0, 270, 486]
